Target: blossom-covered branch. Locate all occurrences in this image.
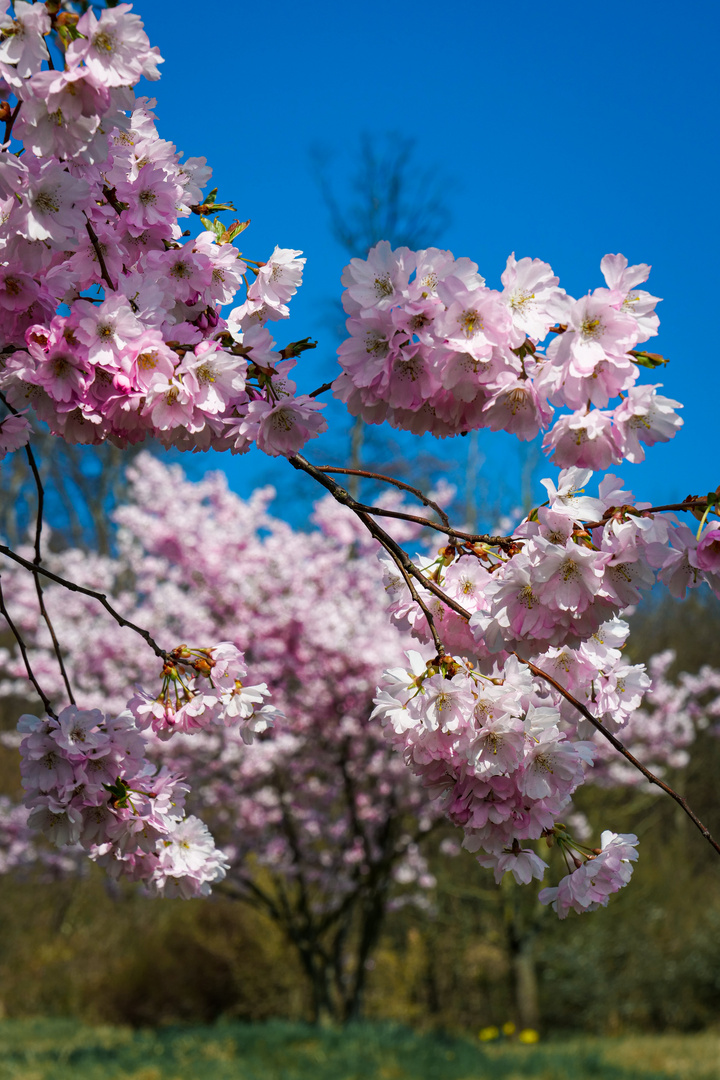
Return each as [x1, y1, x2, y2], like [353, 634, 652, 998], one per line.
[0, 1, 718, 925]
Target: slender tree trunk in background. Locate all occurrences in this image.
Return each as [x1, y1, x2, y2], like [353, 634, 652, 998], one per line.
[511, 937, 540, 1031]
[520, 439, 540, 517]
[340, 885, 389, 1022]
[502, 876, 541, 1031]
[348, 416, 364, 500]
[295, 939, 336, 1024]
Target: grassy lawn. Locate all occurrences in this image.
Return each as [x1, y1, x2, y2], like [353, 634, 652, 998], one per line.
[0, 1020, 717, 1080]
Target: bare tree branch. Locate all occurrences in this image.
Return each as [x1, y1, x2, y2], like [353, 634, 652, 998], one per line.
[0, 542, 168, 661]
[0, 577, 57, 718]
[24, 440, 76, 706]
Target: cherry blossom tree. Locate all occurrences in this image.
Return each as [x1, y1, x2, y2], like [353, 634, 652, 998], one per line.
[0, 453, 447, 1021]
[0, 0, 719, 942]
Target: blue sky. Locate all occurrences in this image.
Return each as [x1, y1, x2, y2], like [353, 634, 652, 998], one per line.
[138, 0, 719, 524]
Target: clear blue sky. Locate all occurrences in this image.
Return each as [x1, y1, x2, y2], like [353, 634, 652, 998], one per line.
[138, 0, 719, 522]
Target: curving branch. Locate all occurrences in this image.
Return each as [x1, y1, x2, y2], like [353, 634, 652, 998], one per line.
[375, 529, 446, 656]
[101, 184, 125, 217]
[23, 441, 76, 706]
[519, 653, 720, 858]
[0, 542, 169, 662]
[84, 219, 116, 291]
[2, 100, 21, 146]
[290, 453, 470, 638]
[585, 495, 719, 530]
[334, 496, 514, 546]
[0, 577, 57, 719]
[314, 464, 452, 528]
[0, 391, 76, 704]
[290, 454, 473, 620]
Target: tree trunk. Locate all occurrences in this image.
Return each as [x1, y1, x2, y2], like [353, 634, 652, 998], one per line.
[503, 875, 541, 1031]
[511, 937, 540, 1031]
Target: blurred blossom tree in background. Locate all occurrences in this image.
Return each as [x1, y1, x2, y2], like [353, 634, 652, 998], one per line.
[1, 454, 446, 1023]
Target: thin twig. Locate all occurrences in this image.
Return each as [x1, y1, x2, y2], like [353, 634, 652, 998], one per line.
[315, 465, 452, 528]
[308, 381, 334, 399]
[85, 219, 116, 291]
[289, 454, 471, 621]
[23, 441, 76, 706]
[0, 542, 168, 661]
[101, 184, 125, 217]
[642, 500, 716, 514]
[0, 577, 57, 718]
[377, 532, 445, 655]
[0, 391, 76, 703]
[290, 456, 446, 651]
[335, 496, 514, 547]
[585, 497, 719, 530]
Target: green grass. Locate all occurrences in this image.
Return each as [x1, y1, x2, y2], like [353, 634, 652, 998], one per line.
[0, 1019, 715, 1080]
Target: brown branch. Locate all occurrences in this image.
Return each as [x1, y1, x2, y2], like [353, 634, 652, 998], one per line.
[335, 496, 514, 547]
[585, 497, 718, 530]
[519, 653, 720, 858]
[376, 529, 446, 656]
[0, 577, 57, 719]
[23, 441, 76, 706]
[3, 100, 21, 146]
[0, 391, 76, 704]
[289, 454, 471, 623]
[0, 543, 169, 662]
[315, 465, 452, 529]
[308, 381, 334, 399]
[643, 500, 715, 514]
[85, 219, 116, 291]
[101, 184, 125, 217]
[291, 455, 451, 652]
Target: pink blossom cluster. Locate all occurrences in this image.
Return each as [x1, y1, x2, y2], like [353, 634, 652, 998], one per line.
[0, 3, 325, 457]
[538, 831, 639, 919]
[381, 468, 720, 668]
[370, 632, 662, 914]
[371, 651, 624, 911]
[18, 703, 228, 897]
[373, 466, 720, 911]
[334, 244, 682, 467]
[127, 641, 281, 742]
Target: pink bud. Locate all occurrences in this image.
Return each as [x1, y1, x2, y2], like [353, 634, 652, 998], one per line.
[113, 372, 133, 392]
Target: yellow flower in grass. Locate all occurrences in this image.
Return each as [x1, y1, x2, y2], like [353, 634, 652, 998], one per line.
[518, 1028, 540, 1044]
[478, 1026, 499, 1041]
[501, 1022, 516, 1036]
